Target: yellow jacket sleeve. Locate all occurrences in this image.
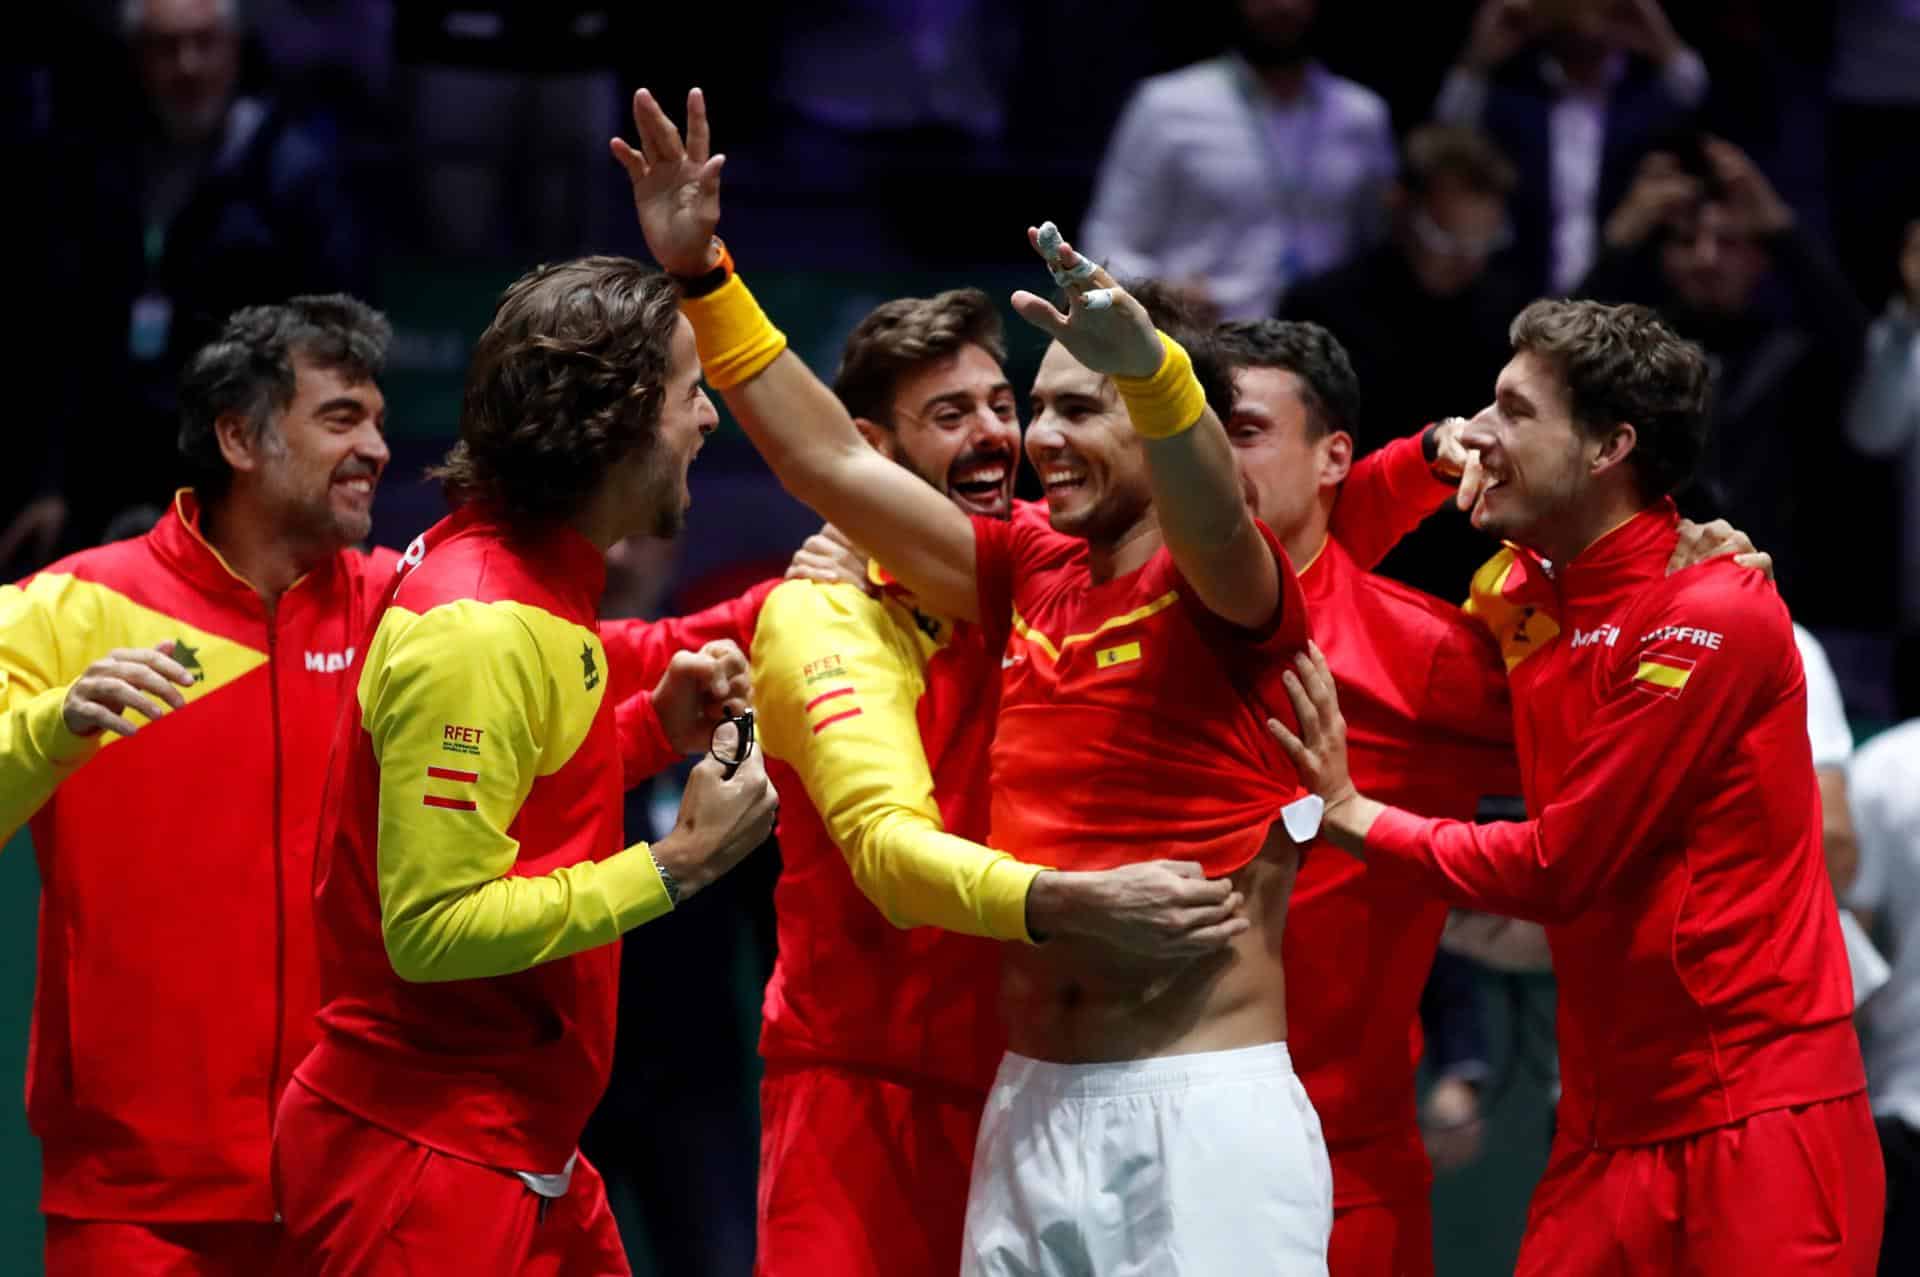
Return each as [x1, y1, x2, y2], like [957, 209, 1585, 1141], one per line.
[365, 600, 674, 983]
[0, 578, 104, 837]
[753, 580, 1042, 943]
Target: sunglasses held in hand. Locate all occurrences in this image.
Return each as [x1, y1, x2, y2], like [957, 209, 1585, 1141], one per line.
[711, 706, 755, 780]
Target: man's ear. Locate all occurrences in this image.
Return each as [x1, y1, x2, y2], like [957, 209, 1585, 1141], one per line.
[1320, 430, 1354, 489]
[1590, 422, 1638, 478]
[852, 417, 896, 459]
[214, 412, 262, 475]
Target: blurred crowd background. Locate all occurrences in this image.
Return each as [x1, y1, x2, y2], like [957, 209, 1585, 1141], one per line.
[5, 1, 1920, 1273]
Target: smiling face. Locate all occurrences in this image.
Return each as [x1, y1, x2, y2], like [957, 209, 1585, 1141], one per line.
[874, 342, 1019, 519]
[1023, 341, 1154, 547]
[240, 353, 389, 549]
[1458, 349, 1596, 550]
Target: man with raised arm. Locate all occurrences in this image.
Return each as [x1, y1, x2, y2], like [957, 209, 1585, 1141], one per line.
[616, 86, 1335, 1274]
[1271, 299, 1883, 1275]
[594, 288, 1258, 1277]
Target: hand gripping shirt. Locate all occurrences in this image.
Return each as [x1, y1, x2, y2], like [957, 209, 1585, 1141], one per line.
[1364, 500, 1865, 1147]
[1283, 533, 1518, 1206]
[298, 505, 677, 1175]
[0, 491, 395, 1222]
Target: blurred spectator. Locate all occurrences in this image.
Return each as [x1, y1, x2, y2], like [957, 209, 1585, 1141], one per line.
[1827, 0, 1920, 306]
[1433, 0, 1708, 295]
[49, 0, 368, 550]
[1579, 138, 1873, 624]
[1796, 622, 1893, 1013]
[1844, 719, 1920, 1277]
[1082, 0, 1396, 320]
[394, 3, 624, 261]
[1687, 0, 1831, 238]
[1420, 950, 1493, 1173]
[1846, 220, 1920, 719]
[772, 0, 1018, 143]
[1284, 124, 1528, 598]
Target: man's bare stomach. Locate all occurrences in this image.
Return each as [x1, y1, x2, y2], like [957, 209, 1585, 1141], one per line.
[1001, 829, 1299, 1063]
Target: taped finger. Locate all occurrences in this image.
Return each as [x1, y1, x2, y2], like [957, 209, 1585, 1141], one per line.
[1081, 289, 1115, 310]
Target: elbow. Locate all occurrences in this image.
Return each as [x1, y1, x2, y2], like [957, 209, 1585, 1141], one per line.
[383, 918, 462, 984]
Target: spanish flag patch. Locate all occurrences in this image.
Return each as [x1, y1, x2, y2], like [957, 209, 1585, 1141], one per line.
[1096, 641, 1141, 669]
[1631, 652, 1695, 699]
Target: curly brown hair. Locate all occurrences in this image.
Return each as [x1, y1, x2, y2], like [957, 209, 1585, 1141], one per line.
[431, 256, 683, 521]
[1509, 299, 1711, 500]
[832, 289, 1007, 426]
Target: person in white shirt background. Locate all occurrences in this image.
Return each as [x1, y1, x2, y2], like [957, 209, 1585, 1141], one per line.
[1845, 714, 1920, 1277]
[1081, 0, 1396, 321]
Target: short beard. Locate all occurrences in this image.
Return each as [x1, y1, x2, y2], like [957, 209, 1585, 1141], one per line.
[639, 450, 685, 539]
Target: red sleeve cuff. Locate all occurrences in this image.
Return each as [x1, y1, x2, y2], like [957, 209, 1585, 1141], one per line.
[1365, 803, 1439, 869]
[617, 691, 681, 787]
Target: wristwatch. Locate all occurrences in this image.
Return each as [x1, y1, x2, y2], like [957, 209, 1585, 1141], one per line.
[651, 851, 682, 907]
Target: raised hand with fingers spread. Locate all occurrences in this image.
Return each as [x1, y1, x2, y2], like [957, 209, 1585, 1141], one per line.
[611, 87, 726, 276]
[1010, 223, 1165, 379]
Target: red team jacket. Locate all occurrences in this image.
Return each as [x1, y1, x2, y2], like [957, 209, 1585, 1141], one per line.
[1365, 502, 1866, 1147]
[7, 493, 396, 1222]
[1284, 532, 1519, 1207]
[298, 507, 686, 1176]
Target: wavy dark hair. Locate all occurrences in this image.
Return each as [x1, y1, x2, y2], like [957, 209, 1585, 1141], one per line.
[177, 294, 391, 504]
[1213, 319, 1363, 443]
[432, 256, 682, 521]
[1509, 299, 1711, 500]
[833, 289, 1007, 425]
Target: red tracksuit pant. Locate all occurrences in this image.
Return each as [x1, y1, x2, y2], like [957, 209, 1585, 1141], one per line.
[272, 1077, 627, 1276]
[1516, 1093, 1883, 1276]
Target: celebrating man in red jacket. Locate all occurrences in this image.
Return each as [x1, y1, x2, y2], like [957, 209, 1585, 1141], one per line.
[1272, 298, 1884, 1275]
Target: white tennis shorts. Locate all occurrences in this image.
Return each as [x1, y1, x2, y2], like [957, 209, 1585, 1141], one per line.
[960, 1041, 1333, 1276]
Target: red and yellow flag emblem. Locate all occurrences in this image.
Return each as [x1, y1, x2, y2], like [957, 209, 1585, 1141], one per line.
[1632, 652, 1695, 699]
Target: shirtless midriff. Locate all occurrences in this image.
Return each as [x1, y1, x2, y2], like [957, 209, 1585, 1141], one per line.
[1001, 826, 1298, 1063]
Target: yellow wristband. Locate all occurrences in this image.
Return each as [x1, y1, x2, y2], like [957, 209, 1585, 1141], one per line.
[677, 272, 789, 390]
[1110, 332, 1207, 440]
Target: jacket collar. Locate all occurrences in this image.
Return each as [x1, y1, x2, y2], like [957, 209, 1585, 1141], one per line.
[1507, 498, 1679, 612]
[429, 503, 608, 622]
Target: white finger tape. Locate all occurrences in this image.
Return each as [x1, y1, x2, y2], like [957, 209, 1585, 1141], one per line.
[1081, 289, 1115, 310]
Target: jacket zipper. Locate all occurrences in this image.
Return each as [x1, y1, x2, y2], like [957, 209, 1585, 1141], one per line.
[266, 602, 287, 1139]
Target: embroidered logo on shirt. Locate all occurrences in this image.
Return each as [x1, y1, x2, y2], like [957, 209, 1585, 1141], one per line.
[909, 606, 944, 643]
[1631, 653, 1696, 699]
[442, 723, 485, 757]
[803, 654, 845, 686]
[171, 638, 203, 675]
[1095, 641, 1142, 669]
[1638, 625, 1724, 650]
[581, 642, 600, 690]
[303, 646, 356, 673]
[804, 685, 862, 734]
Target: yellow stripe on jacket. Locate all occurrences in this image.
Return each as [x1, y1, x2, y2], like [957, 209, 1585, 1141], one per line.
[753, 580, 1042, 943]
[362, 598, 673, 984]
[0, 573, 269, 836]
